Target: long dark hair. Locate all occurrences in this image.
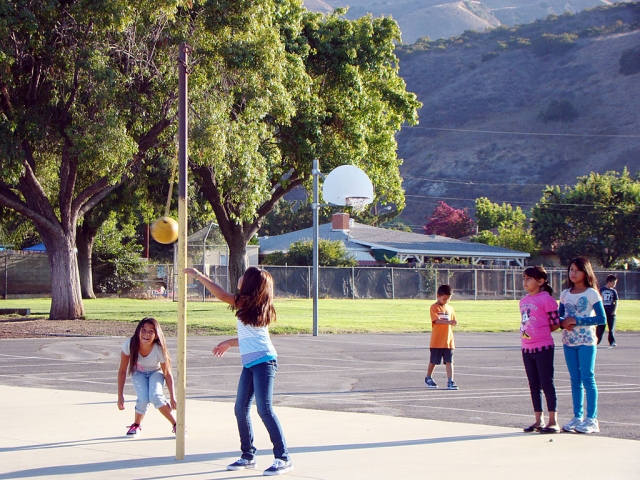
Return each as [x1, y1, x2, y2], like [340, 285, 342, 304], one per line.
[523, 265, 553, 295]
[128, 317, 171, 375]
[233, 267, 276, 327]
[566, 257, 598, 290]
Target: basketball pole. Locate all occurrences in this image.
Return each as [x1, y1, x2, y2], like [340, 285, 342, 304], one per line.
[312, 159, 319, 336]
[176, 42, 190, 460]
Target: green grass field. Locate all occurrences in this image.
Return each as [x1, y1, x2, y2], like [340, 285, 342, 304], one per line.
[2, 297, 639, 335]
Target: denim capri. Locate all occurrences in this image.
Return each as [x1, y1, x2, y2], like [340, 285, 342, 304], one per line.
[131, 369, 168, 415]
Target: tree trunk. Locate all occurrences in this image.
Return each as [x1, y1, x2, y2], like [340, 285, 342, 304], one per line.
[227, 235, 248, 294]
[45, 236, 84, 320]
[76, 224, 98, 299]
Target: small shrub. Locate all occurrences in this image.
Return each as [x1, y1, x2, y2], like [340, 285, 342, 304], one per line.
[538, 99, 579, 123]
[482, 51, 499, 62]
[532, 33, 577, 56]
[619, 47, 640, 75]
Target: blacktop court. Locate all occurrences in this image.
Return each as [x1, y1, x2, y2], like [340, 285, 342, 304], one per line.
[1, 332, 639, 479]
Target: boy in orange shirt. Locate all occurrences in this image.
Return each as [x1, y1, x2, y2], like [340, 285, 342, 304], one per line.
[425, 284, 459, 390]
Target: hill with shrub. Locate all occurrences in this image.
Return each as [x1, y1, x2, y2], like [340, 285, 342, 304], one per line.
[305, 0, 635, 44]
[392, 2, 640, 230]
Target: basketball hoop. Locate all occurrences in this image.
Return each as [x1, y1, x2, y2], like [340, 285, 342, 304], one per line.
[322, 165, 374, 208]
[345, 196, 370, 214]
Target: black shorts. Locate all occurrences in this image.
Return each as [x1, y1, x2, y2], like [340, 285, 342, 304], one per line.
[430, 348, 454, 365]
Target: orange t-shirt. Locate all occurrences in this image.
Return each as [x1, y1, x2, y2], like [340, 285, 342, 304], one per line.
[429, 303, 456, 349]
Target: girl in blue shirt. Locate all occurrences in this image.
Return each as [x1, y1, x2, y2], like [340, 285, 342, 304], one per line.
[559, 257, 606, 434]
[185, 266, 292, 476]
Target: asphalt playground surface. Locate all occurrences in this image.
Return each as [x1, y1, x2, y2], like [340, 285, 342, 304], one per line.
[1, 332, 639, 479]
[0, 332, 638, 440]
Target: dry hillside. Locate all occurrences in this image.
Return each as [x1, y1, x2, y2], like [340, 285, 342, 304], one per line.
[305, 0, 635, 44]
[394, 3, 640, 230]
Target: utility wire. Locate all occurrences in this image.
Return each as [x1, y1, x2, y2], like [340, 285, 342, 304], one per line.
[402, 125, 640, 138]
[403, 175, 572, 188]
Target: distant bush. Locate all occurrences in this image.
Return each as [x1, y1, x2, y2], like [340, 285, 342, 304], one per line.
[538, 99, 579, 123]
[531, 33, 578, 56]
[481, 51, 499, 62]
[619, 47, 640, 75]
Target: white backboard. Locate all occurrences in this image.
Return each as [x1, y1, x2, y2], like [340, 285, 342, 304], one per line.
[322, 165, 374, 206]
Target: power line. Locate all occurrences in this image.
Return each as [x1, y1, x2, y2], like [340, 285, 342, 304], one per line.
[405, 194, 640, 214]
[403, 175, 572, 188]
[402, 125, 640, 139]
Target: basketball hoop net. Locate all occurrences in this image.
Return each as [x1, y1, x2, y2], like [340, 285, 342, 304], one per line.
[345, 196, 370, 214]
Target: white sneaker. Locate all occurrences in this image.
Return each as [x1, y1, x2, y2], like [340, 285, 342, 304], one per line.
[227, 458, 257, 470]
[576, 418, 600, 434]
[562, 417, 583, 433]
[263, 458, 293, 476]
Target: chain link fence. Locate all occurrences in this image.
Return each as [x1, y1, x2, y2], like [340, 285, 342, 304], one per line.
[2, 251, 640, 301]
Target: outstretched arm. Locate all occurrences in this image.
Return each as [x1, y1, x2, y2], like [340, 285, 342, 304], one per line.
[183, 268, 236, 306]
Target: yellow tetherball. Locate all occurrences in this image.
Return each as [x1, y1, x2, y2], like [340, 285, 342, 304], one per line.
[150, 216, 179, 244]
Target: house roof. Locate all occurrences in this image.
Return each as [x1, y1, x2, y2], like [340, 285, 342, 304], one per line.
[259, 221, 530, 260]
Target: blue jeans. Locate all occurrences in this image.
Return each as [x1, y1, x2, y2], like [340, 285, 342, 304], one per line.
[235, 360, 289, 461]
[131, 369, 168, 415]
[563, 344, 598, 419]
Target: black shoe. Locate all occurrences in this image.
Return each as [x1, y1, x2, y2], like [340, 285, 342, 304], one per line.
[523, 423, 545, 433]
[539, 425, 560, 434]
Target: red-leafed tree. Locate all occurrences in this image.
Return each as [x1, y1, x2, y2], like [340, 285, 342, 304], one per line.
[423, 201, 476, 239]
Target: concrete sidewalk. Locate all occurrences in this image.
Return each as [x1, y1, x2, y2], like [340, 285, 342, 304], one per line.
[1, 385, 638, 480]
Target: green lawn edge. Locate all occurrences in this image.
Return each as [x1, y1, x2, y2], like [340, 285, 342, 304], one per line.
[2, 298, 639, 334]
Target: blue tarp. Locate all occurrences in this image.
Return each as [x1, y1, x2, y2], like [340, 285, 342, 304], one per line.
[24, 243, 46, 251]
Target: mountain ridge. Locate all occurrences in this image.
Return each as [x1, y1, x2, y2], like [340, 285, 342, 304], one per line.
[393, 3, 640, 230]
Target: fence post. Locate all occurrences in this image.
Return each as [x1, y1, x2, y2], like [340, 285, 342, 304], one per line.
[391, 267, 395, 300]
[474, 269, 477, 300]
[351, 266, 355, 300]
[513, 269, 516, 300]
[504, 269, 507, 297]
[308, 266, 311, 299]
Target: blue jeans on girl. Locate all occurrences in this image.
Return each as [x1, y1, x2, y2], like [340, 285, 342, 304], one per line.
[131, 369, 168, 415]
[235, 359, 290, 461]
[563, 344, 598, 419]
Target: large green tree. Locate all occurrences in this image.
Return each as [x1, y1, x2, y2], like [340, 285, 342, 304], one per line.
[472, 197, 538, 256]
[531, 170, 640, 267]
[475, 197, 527, 231]
[188, 5, 420, 287]
[0, 1, 181, 318]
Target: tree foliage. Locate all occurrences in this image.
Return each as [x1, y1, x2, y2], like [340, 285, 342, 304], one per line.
[423, 201, 475, 239]
[472, 197, 538, 255]
[475, 197, 527, 231]
[188, 4, 420, 287]
[262, 238, 356, 266]
[259, 199, 332, 237]
[531, 170, 640, 268]
[0, 0, 182, 318]
[92, 212, 147, 295]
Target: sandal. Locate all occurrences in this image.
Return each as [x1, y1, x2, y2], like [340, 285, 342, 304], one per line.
[523, 423, 545, 433]
[539, 425, 560, 434]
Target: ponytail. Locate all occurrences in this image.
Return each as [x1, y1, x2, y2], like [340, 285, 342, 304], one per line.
[541, 281, 553, 296]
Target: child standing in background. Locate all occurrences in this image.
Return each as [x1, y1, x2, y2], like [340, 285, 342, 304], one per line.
[425, 284, 459, 390]
[117, 317, 177, 438]
[597, 274, 618, 347]
[559, 257, 606, 434]
[519, 266, 561, 433]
